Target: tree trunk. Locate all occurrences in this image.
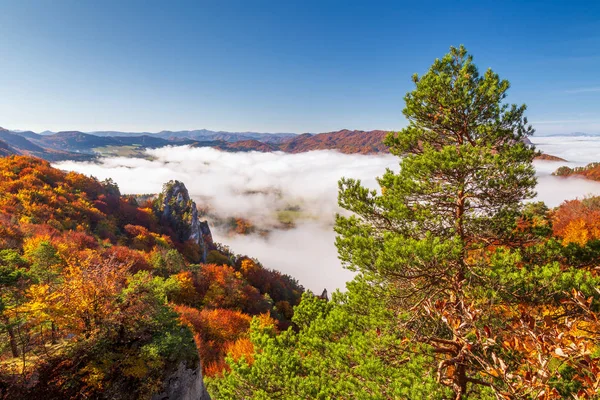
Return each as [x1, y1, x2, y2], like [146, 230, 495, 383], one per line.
[7, 325, 19, 358]
[51, 321, 57, 344]
[454, 363, 467, 400]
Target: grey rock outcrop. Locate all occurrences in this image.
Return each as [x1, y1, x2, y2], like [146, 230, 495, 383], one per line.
[151, 362, 210, 400]
[319, 288, 329, 301]
[156, 180, 214, 262]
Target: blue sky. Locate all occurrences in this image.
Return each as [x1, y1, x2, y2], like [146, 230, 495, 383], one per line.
[0, 0, 599, 134]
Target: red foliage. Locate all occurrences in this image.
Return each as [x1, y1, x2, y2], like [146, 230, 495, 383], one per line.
[174, 305, 252, 376]
[552, 197, 600, 245]
[279, 129, 389, 154]
[104, 245, 151, 273]
[195, 264, 267, 313]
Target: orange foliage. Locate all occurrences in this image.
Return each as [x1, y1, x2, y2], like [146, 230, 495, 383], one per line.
[0, 213, 23, 249]
[234, 218, 254, 234]
[196, 264, 266, 312]
[0, 156, 107, 231]
[174, 305, 252, 376]
[58, 254, 129, 333]
[226, 337, 254, 363]
[552, 198, 600, 245]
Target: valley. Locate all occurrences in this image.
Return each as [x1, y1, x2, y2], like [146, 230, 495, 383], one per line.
[2, 2, 600, 396]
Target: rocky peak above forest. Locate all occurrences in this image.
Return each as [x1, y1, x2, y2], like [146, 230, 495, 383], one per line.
[154, 180, 213, 262]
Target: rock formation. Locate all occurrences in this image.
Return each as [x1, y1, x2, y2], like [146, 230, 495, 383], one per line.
[318, 288, 329, 301]
[155, 180, 213, 262]
[152, 362, 211, 400]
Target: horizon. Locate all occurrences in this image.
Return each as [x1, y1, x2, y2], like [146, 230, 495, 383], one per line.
[3, 125, 600, 137]
[1, 1, 599, 134]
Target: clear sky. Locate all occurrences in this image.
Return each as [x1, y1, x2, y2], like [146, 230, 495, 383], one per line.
[0, 0, 599, 134]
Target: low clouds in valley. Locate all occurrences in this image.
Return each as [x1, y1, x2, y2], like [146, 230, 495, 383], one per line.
[54, 136, 600, 292]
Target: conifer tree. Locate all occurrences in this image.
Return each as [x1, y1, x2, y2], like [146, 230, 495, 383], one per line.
[335, 45, 537, 399]
[211, 46, 600, 399]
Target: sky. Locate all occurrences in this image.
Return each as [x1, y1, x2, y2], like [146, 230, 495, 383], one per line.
[1, 0, 599, 134]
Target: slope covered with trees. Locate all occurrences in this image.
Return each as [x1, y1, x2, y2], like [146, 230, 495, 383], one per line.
[0, 156, 303, 399]
[1, 46, 599, 400]
[208, 46, 600, 399]
[0, 141, 15, 157]
[554, 162, 600, 181]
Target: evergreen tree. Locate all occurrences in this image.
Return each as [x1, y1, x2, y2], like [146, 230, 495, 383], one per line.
[209, 46, 600, 399]
[208, 281, 451, 399]
[335, 45, 537, 398]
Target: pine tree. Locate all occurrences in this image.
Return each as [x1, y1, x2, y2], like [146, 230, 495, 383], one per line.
[209, 46, 600, 399]
[335, 45, 537, 399]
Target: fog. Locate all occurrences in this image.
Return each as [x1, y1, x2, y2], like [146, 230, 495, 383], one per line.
[56, 148, 394, 291]
[54, 136, 600, 291]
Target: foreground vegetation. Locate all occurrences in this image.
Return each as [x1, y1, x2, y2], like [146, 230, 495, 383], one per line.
[0, 156, 303, 399]
[208, 46, 600, 399]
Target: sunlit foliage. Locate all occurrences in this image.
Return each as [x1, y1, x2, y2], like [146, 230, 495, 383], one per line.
[0, 155, 303, 398]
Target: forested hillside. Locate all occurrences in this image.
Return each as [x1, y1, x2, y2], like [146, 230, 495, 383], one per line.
[0, 156, 303, 399]
[554, 162, 600, 181]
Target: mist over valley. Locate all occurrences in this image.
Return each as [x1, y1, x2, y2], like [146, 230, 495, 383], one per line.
[53, 134, 600, 291]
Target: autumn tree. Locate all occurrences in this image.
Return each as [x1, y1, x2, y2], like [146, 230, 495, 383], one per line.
[175, 305, 253, 376]
[0, 249, 28, 357]
[1, 155, 304, 398]
[335, 45, 540, 398]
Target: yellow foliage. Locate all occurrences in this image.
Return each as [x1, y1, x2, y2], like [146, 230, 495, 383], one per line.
[562, 218, 588, 246]
[80, 362, 107, 390]
[18, 284, 64, 325]
[240, 258, 257, 274]
[22, 235, 51, 257]
[256, 312, 277, 330]
[173, 271, 198, 304]
[122, 356, 149, 379]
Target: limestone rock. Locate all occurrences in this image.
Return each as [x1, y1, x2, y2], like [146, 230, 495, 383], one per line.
[151, 362, 210, 400]
[319, 288, 328, 301]
[155, 180, 214, 262]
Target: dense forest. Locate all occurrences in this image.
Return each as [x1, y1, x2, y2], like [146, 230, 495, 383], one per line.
[0, 156, 303, 399]
[1, 45, 600, 399]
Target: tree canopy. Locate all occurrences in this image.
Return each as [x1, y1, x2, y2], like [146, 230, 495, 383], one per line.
[210, 46, 600, 399]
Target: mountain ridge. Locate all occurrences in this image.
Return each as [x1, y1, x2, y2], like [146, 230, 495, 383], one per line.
[1, 127, 569, 160]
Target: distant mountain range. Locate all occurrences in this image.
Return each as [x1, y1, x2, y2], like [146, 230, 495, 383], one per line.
[0, 126, 569, 161]
[534, 132, 600, 137]
[0, 128, 95, 161]
[0, 127, 390, 160]
[33, 129, 298, 143]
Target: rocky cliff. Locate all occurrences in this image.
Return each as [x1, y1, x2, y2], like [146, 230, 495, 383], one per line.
[152, 362, 211, 400]
[155, 180, 214, 262]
